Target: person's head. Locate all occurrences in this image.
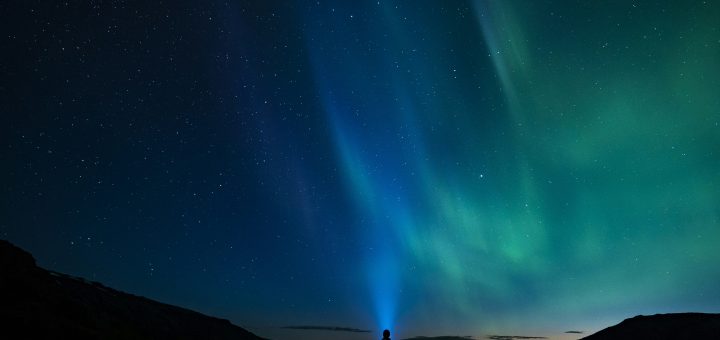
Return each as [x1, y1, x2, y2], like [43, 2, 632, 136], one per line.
[383, 329, 391, 338]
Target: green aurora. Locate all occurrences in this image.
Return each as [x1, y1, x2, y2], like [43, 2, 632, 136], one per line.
[3, 1, 719, 339]
[308, 0, 720, 336]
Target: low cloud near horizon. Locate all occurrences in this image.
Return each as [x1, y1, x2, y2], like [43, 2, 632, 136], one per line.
[487, 336, 547, 340]
[401, 336, 473, 340]
[282, 325, 370, 333]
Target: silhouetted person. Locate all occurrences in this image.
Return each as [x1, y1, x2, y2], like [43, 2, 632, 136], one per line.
[382, 329, 391, 340]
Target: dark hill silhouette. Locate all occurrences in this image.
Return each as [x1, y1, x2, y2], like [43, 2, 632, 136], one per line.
[0, 239, 264, 339]
[582, 313, 720, 340]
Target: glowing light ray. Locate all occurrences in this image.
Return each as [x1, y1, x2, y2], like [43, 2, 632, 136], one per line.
[305, 54, 411, 331]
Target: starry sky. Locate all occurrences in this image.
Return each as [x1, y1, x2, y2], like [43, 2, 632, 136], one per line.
[2, 1, 720, 339]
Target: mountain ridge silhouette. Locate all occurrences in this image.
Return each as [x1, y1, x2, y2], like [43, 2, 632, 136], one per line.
[0, 239, 264, 339]
[582, 312, 720, 339]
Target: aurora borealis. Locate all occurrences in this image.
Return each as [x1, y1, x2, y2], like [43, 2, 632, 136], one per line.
[2, 1, 719, 339]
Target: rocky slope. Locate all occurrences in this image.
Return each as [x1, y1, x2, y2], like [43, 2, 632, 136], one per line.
[0, 239, 264, 339]
[582, 312, 720, 340]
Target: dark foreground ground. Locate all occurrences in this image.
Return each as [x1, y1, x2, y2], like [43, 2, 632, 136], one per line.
[0, 239, 264, 339]
[581, 312, 720, 340]
[2, 239, 719, 340]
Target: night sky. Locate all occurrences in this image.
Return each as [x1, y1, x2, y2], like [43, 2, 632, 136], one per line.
[2, 1, 720, 339]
